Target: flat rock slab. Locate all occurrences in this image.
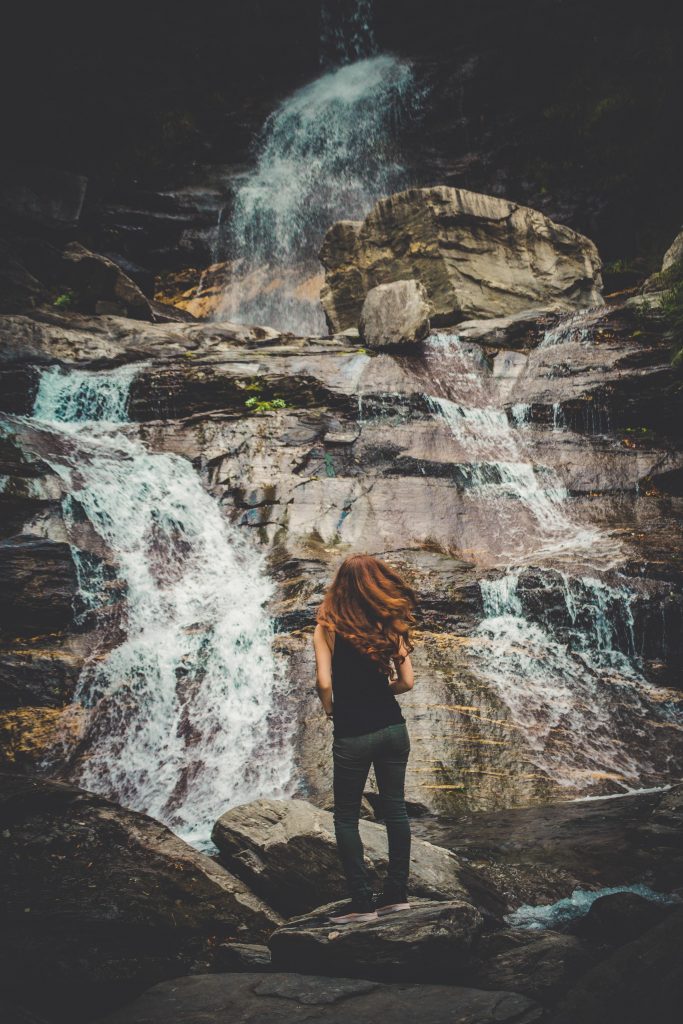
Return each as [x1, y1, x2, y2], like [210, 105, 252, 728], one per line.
[269, 898, 483, 981]
[212, 797, 504, 919]
[97, 971, 543, 1024]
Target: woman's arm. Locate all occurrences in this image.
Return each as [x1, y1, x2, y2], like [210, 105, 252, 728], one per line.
[313, 623, 334, 717]
[389, 636, 415, 694]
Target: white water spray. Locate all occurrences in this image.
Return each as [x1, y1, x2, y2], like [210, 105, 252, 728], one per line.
[32, 366, 292, 847]
[471, 570, 681, 789]
[217, 54, 417, 334]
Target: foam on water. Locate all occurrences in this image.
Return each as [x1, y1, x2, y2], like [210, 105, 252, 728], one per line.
[32, 366, 293, 847]
[424, 336, 603, 561]
[471, 571, 681, 789]
[506, 884, 680, 930]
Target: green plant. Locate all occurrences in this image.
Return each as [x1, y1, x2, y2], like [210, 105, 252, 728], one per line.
[53, 290, 75, 310]
[245, 396, 288, 414]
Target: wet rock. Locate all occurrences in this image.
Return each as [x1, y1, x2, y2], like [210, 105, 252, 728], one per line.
[411, 787, 672, 909]
[549, 907, 683, 1024]
[634, 783, 683, 887]
[61, 242, 153, 320]
[359, 279, 431, 347]
[573, 891, 674, 947]
[471, 928, 589, 1002]
[0, 705, 84, 769]
[95, 971, 543, 1024]
[320, 186, 603, 332]
[211, 797, 504, 918]
[269, 898, 484, 980]
[0, 773, 281, 1022]
[214, 941, 272, 972]
[0, 537, 78, 637]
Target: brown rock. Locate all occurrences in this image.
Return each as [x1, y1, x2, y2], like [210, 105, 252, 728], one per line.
[0, 773, 281, 1022]
[269, 898, 484, 980]
[359, 279, 431, 347]
[320, 186, 603, 333]
[61, 242, 153, 320]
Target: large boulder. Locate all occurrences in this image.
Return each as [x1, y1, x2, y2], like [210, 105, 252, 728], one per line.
[61, 242, 154, 320]
[320, 186, 603, 333]
[211, 797, 504, 918]
[269, 898, 483, 980]
[359, 279, 431, 348]
[0, 773, 281, 1022]
[95, 971, 543, 1024]
[470, 929, 590, 1003]
[549, 907, 683, 1024]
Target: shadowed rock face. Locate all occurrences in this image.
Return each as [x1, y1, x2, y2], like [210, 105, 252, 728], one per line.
[93, 971, 544, 1024]
[269, 898, 484, 980]
[320, 187, 604, 332]
[0, 773, 282, 1023]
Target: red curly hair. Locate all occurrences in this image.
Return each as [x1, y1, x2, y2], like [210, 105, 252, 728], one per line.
[316, 554, 416, 675]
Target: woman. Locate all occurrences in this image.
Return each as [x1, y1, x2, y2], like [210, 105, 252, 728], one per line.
[313, 553, 416, 924]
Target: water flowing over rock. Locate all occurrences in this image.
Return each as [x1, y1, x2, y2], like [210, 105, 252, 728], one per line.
[320, 186, 604, 333]
[359, 278, 431, 347]
[216, 55, 416, 334]
[23, 364, 294, 846]
[3, 295, 681, 816]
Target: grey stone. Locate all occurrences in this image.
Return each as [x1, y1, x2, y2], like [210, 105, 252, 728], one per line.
[359, 279, 431, 347]
[211, 797, 500, 917]
[269, 897, 484, 980]
[95, 971, 543, 1024]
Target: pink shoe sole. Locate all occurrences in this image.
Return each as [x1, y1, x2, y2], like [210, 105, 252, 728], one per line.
[327, 911, 378, 924]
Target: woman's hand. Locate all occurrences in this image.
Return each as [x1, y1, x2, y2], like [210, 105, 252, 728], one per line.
[389, 636, 415, 694]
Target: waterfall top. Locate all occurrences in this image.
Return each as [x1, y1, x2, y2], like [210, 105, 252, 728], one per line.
[331, 632, 404, 738]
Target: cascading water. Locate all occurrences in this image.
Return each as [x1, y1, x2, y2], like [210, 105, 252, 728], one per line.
[470, 570, 681, 790]
[423, 334, 603, 564]
[31, 366, 293, 847]
[216, 54, 416, 335]
[420, 331, 681, 794]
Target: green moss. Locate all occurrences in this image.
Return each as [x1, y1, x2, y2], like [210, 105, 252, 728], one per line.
[53, 291, 75, 310]
[245, 396, 288, 414]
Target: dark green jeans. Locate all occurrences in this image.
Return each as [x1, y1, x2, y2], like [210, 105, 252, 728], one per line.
[332, 722, 411, 903]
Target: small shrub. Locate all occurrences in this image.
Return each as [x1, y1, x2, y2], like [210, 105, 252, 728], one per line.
[245, 396, 288, 414]
[53, 291, 75, 310]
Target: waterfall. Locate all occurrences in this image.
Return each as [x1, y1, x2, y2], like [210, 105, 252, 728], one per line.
[216, 53, 416, 335]
[420, 330, 681, 794]
[32, 366, 292, 847]
[472, 570, 681, 790]
[423, 335, 603, 563]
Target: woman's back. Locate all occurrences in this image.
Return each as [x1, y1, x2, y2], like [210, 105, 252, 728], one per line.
[331, 632, 404, 738]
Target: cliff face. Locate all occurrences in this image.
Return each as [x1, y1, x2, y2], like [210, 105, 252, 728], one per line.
[3, 1, 680, 280]
[2, 284, 681, 815]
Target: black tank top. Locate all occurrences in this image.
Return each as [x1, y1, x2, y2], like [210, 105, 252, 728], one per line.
[331, 632, 405, 738]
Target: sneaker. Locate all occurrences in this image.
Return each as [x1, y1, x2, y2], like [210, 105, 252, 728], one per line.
[328, 899, 378, 924]
[375, 889, 410, 915]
